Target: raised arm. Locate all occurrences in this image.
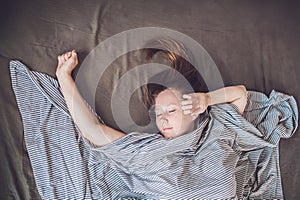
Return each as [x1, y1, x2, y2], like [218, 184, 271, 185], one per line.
[56, 50, 125, 146]
[181, 85, 248, 118]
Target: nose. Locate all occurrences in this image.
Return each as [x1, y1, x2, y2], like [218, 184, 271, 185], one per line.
[160, 112, 169, 123]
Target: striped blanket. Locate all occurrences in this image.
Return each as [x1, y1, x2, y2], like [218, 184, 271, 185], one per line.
[10, 60, 298, 199]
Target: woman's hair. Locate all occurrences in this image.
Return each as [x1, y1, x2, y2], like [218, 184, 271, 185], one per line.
[143, 38, 208, 109]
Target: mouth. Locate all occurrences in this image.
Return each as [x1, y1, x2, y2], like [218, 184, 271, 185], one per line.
[162, 127, 173, 132]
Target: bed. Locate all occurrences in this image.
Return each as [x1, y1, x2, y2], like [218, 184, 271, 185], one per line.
[0, 0, 299, 199]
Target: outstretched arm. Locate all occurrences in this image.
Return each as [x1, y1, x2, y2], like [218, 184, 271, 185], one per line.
[56, 50, 125, 146]
[181, 85, 248, 118]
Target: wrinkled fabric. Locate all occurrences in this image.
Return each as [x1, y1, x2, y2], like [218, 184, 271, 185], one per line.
[10, 61, 93, 199]
[10, 60, 298, 199]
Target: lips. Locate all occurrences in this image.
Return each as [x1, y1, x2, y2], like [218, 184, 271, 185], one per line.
[162, 127, 173, 131]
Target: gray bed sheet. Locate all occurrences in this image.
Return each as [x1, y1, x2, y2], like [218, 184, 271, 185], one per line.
[0, 0, 299, 199]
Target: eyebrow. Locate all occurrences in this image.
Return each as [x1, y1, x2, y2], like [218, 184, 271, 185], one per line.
[154, 104, 180, 111]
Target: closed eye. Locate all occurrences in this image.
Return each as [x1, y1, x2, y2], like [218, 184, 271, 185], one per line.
[168, 109, 176, 113]
[156, 113, 162, 117]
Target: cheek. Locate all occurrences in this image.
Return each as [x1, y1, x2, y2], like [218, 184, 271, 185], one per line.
[177, 113, 193, 130]
[155, 114, 182, 129]
[155, 111, 188, 129]
[155, 118, 161, 128]
[169, 112, 184, 129]
[173, 113, 183, 124]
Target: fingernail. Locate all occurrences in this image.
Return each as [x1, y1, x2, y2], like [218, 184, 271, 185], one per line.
[183, 110, 190, 115]
[183, 94, 188, 98]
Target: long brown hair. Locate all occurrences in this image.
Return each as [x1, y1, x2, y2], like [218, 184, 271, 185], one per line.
[143, 38, 208, 109]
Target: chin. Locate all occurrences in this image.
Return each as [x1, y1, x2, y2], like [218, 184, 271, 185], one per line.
[161, 132, 172, 138]
[162, 131, 178, 139]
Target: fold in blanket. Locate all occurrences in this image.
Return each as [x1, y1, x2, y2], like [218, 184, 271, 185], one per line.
[10, 60, 298, 199]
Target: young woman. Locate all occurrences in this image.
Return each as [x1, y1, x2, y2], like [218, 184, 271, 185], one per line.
[11, 39, 294, 199]
[56, 50, 247, 146]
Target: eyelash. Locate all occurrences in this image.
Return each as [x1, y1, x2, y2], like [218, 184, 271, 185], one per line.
[156, 109, 176, 117]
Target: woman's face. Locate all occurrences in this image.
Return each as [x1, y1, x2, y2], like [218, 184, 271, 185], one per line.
[154, 88, 195, 138]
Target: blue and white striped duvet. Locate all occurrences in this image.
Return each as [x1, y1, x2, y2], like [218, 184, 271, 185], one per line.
[10, 60, 298, 199]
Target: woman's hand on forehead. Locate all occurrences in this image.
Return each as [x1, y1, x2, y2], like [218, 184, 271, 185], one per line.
[181, 93, 209, 117]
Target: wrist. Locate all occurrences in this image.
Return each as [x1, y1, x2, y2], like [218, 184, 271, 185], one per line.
[205, 92, 212, 106]
[56, 70, 72, 80]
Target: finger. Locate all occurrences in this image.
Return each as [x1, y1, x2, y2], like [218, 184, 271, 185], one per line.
[183, 110, 191, 115]
[191, 113, 197, 118]
[181, 105, 193, 110]
[191, 113, 200, 120]
[71, 50, 77, 57]
[191, 109, 201, 116]
[199, 104, 207, 112]
[199, 107, 207, 114]
[181, 100, 192, 106]
[195, 107, 206, 114]
[64, 53, 69, 61]
[59, 54, 65, 62]
[67, 51, 72, 58]
[182, 94, 191, 99]
[58, 55, 63, 64]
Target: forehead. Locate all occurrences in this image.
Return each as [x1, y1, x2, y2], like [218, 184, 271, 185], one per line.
[155, 88, 182, 107]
